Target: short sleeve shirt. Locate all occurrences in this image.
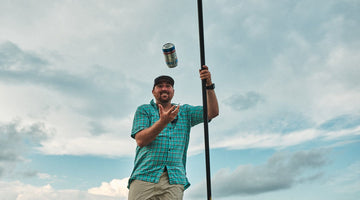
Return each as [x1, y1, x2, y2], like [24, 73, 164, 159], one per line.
[128, 99, 204, 190]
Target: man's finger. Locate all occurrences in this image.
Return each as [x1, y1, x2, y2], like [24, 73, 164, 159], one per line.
[158, 104, 164, 113]
[172, 105, 180, 113]
[170, 105, 176, 112]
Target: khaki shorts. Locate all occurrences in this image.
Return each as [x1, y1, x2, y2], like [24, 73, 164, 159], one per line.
[128, 171, 184, 200]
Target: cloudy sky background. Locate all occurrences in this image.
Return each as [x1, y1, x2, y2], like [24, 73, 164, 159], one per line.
[1, 0, 360, 199]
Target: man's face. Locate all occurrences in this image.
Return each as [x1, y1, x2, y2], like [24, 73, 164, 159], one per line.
[152, 81, 174, 104]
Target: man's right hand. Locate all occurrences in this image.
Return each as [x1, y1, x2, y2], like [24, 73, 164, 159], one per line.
[158, 104, 180, 124]
[135, 104, 180, 147]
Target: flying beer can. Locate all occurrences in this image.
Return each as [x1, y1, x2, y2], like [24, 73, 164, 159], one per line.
[162, 43, 178, 68]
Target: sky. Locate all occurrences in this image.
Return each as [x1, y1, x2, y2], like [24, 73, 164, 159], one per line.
[0, 0, 359, 199]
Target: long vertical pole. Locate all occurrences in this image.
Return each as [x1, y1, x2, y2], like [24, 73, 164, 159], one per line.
[197, 0, 212, 199]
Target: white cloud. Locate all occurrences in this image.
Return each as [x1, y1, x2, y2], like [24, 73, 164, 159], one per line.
[34, 111, 136, 157]
[0, 82, 136, 158]
[212, 126, 360, 150]
[0, 181, 124, 200]
[37, 173, 53, 180]
[88, 177, 129, 198]
[37, 134, 136, 157]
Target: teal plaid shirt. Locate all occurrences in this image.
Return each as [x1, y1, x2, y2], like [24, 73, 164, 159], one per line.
[128, 99, 204, 190]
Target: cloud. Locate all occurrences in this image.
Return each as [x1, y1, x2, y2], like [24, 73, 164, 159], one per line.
[233, 110, 315, 134]
[0, 119, 51, 178]
[88, 177, 129, 198]
[37, 133, 136, 157]
[204, 0, 360, 162]
[0, 41, 48, 71]
[0, 41, 138, 157]
[0, 39, 150, 118]
[0, 181, 124, 200]
[224, 91, 265, 111]
[0, 40, 139, 157]
[188, 149, 328, 198]
[212, 124, 360, 151]
[0, 1, 358, 200]
[0, 41, 138, 119]
[319, 114, 360, 131]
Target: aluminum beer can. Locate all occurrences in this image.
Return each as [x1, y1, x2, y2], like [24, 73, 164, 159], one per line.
[162, 43, 178, 68]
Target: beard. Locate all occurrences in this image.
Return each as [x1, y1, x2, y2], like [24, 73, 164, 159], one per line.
[159, 98, 170, 103]
[159, 92, 171, 103]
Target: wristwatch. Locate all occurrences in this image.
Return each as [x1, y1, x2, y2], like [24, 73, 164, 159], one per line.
[206, 83, 215, 90]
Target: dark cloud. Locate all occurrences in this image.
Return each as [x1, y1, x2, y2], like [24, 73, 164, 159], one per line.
[0, 119, 50, 178]
[188, 149, 328, 198]
[224, 91, 265, 111]
[0, 41, 139, 119]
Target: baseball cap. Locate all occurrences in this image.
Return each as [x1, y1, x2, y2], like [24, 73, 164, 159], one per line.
[153, 75, 174, 88]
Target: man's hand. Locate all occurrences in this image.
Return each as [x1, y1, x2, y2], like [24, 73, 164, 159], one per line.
[199, 65, 212, 86]
[199, 65, 219, 120]
[135, 104, 180, 148]
[158, 104, 180, 124]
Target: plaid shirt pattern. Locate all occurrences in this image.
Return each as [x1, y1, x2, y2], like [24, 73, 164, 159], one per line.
[128, 99, 204, 190]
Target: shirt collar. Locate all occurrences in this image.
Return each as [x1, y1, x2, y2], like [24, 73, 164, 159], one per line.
[150, 99, 157, 109]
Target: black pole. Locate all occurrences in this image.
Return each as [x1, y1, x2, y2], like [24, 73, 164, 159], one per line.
[197, 0, 212, 199]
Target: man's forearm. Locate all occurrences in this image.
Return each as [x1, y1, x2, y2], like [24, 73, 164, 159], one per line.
[207, 89, 219, 120]
[134, 119, 167, 147]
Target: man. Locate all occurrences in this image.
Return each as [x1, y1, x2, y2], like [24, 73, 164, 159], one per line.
[128, 65, 219, 200]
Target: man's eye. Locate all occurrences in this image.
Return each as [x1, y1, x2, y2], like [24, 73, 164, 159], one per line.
[157, 84, 171, 88]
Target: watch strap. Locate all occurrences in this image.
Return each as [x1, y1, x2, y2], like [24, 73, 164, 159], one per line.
[206, 83, 215, 90]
